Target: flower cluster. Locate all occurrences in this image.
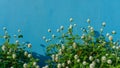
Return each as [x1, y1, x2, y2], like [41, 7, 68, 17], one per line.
[43, 18, 120, 68]
[0, 28, 39, 68]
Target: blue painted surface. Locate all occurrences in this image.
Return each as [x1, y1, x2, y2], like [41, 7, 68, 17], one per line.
[0, 0, 120, 55]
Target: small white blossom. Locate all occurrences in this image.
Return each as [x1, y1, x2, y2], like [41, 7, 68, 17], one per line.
[109, 35, 113, 41]
[24, 51, 28, 56]
[52, 34, 56, 38]
[89, 63, 95, 68]
[69, 18, 73, 22]
[106, 33, 110, 37]
[42, 36, 46, 40]
[100, 28, 103, 32]
[106, 54, 109, 56]
[112, 30, 116, 34]
[18, 29, 21, 32]
[112, 46, 115, 49]
[1, 45, 6, 51]
[61, 44, 65, 50]
[27, 43, 32, 48]
[57, 63, 61, 68]
[33, 62, 37, 66]
[101, 56, 106, 62]
[72, 42, 77, 49]
[87, 18, 90, 23]
[89, 56, 93, 61]
[45, 39, 49, 42]
[23, 63, 27, 68]
[83, 61, 87, 65]
[107, 59, 112, 64]
[57, 29, 60, 32]
[16, 40, 19, 44]
[28, 54, 32, 58]
[77, 59, 80, 63]
[81, 34, 85, 39]
[67, 60, 71, 64]
[74, 54, 78, 60]
[74, 24, 77, 27]
[48, 29, 51, 32]
[36, 65, 40, 68]
[95, 59, 100, 63]
[69, 24, 73, 29]
[3, 27, 7, 30]
[62, 63, 65, 67]
[3, 35, 7, 39]
[60, 26, 64, 30]
[102, 22, 106, 26]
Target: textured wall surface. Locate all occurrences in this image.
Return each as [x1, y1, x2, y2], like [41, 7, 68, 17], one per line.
[0, 0, 120, 55]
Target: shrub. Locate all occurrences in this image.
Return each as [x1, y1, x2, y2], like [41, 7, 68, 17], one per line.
[43, 18, 120, 68]
[0, 27, 40, 68]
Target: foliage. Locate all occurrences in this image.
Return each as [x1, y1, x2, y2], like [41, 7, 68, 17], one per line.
[0, 28, 40, 68]
[43, 18, 120, 68]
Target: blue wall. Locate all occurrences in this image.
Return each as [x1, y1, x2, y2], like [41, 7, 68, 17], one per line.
[0, 0, 120, 55]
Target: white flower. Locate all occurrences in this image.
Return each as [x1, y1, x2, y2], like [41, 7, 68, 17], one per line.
[33, 62, 37, 66]
[81, 34, 85, 39]
[57, 63, 61, 68]
[58, 49, 62, 55]
[109, 35, 113, 41]
[101, 56, 106, 62]
[72, 42, 77, 49]
[100, 28, 103, 32]
[112, 46, 115, 49]
[83, 61, 87, 65]
[36, 65, 40, 68]
[95, 59, 100, 63]
[106, 54, 109, 56]
[107, 59, 112, 64]
[10, 67, 14, 68]
[27, 43, 32, 48]
[74, 55, 78, 60]
[88, 26, 91, 29]
[62, 63, 65, 67]
[77, 59, 80, 63]
[28, 54, 32, 58]
[3, 35, 7, 39]
[1, 45, 6, 51]
[24, 51, 28, 56]
[48, 29, 51, 32]
[89, 63, 95, 68]
[52, 34, 56, 38]
[16, 40, 19, 44]
[69, 24, 73, 29]
[57, 29, 60, 32]
[18, 29, 21, 32]
[74, 24, 77, 27]
[61, 44, 65, 50]
[12, 54, 16, 59]
[3, 27, 7, 30]
[89, 56, 93, 61]
[112, 30, 116, 34]
[42, 36, 46, 40]
[66, 66, 69, 68]
[69, 18, 73, 22]
[116, 46, 119, 49]
[102, 22, 106, 26]
[106, 33, 110, 37]
[45, 39, 49, 42]
[87, 18, 90, 23]
[13, 35, 17, 38]
[60, 26, 64, 30]
[23, 63, 27, 68]
[44, 65, 48, 68]
[51, 54, 55, 61]
[67, 60, 71, 64]
[55, 56, 58, 62]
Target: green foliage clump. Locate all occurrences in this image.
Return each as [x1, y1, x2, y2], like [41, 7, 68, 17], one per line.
[0, 27, 40, 68]
[43, 18, 120, 68]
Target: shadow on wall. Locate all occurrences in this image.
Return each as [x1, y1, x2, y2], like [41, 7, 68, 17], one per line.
[32, 52, 50, 67]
